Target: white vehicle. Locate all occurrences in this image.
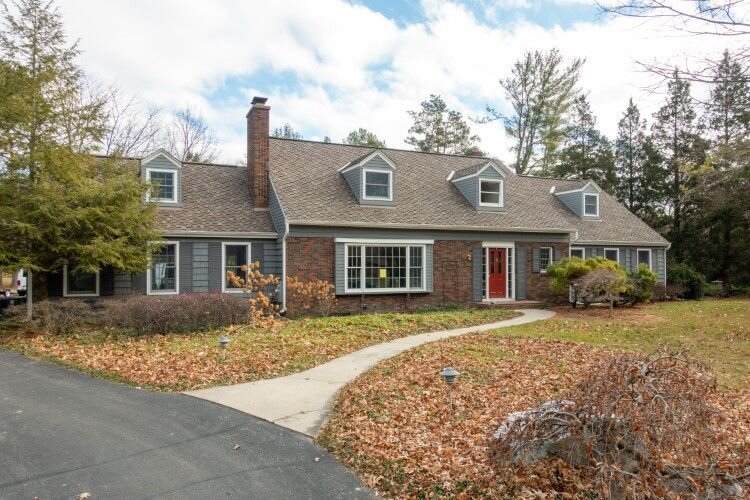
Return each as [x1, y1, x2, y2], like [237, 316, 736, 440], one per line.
[15, 269, 27, 296]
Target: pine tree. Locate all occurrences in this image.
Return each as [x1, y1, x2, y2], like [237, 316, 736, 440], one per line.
[614, 98, 649, 212]
[406, 94, 479, 154]
[555, 95, 615, 189]
[343, 128, 385, 148]
[272, 123, 302, 139]
[705, 49, 750, 169]
[0, 0, 159, 316]
[651, 70, 706, 259]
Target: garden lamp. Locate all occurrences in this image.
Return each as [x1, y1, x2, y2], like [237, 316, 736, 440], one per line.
[440, 367, 460, 410]
[218, 335, 230, 362]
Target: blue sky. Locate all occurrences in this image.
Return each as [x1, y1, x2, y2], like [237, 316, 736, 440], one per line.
[56, 0, 731, 163]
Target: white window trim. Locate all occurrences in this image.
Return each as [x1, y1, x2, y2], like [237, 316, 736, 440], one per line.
[344, 243, 426, 293]
[221, 242, 253, 293]
[637, 248, 653, 270]
[483, 243, 516, 301]
[478, 178, 504, 208]
[147, 241, 180, 295]
[583, 192, 599, 217]
[361, 168, 393, 202]
[570, 247, 585, 259]
[604, 247, 620, 263]
[539, 246, 553, 273]
[62, 265, 100, 297]
[145, 167, 178, 204]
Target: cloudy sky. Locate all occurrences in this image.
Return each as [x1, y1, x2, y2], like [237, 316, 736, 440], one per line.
[56, 0, 743, 163]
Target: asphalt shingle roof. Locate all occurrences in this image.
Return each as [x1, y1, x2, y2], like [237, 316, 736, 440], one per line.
[269, 139, 668, 246]
[156, 162, 275, 234]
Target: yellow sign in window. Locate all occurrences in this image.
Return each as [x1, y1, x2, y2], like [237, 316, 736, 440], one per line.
[379, 268, 387, 279]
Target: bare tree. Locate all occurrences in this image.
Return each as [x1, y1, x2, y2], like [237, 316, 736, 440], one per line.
[163, 106, 217, 163]
[101, 89, 161, 157]
[599, 0, 750, 82]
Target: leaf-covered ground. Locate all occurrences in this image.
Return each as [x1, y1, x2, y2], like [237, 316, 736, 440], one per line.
[0, 307, 517, 391]
[319, 299, 750, 498]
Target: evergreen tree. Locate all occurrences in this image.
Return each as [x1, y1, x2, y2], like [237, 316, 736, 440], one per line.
[487, 49, 584, 174]
[272, 123, 303, 139]
[343, 128, 385, 148]
[0, 0, 159, 316]
[705, 49, 750, 169]
[614, 98, 650, 213]
[405, 94, 479, 154]
[555, 95, 616, 190]
[651, 70, 706, 259]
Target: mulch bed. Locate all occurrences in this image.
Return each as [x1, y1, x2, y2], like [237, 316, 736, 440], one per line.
[319, 334, 750, 498]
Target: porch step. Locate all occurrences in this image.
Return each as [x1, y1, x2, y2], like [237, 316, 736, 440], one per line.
[473, 300, 546, 310]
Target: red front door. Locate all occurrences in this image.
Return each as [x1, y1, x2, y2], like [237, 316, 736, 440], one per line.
[488, 248, 507, 299]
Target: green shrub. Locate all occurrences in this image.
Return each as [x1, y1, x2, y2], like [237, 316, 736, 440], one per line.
[667, 263, 707, 300]
[547, 256, 624, 306]
[624, 264, 658, 305]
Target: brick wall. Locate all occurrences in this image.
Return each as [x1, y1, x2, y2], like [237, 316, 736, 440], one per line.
[517, 241, 569, 303]
[286, 237, 475, 314]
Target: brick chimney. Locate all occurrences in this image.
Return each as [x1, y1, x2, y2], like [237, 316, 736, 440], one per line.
[247, 96, 270, 208]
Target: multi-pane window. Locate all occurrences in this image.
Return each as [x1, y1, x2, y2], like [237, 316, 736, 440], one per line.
[507, 248, 513, 297]
[539, 247, 552, 272]
[224, 243, 250, 291]
[150, 243, 178, 293]
[363, 170, 391, 200]
[637, 249, 652, 269]
[479, 179, 503, 206]
[147, 169, 176, 203]
[584, 193, 599, 216]
[570, 248, 585, 259]
[64, 266, 98, 296]
[345, 244, 425, 292]
[604, 248, 619, 262]
[346, 245, 362, 290]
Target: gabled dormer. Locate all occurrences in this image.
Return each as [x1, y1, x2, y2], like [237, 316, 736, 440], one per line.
[449, 160, 507, 212]
[339, 150, 396, 206]
[142, 148, 182, 207]
[554, 181, 601, 219]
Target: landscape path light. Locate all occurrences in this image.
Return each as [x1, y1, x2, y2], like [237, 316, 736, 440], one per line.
[440, 367, 460, 411]
[218, 335, 230, 362]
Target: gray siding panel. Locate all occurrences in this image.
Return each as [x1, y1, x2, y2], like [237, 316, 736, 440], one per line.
[207, 242, 222, 292]
[516, 246, 527, 299]
[268, 181, 288, 235]
[532, 247, 540, 273]
[453, 176, 478, 210]
[192, 242, 209, 292]
[425, 244, 434, 292]
[113, 271, 132, 295]
[132, 272, 146, 294]
[342, 168, 361, 203]
[179, 242, 192, 294]
[556, 191, 582, 216]
[472, 245, 483, 302]
[335, 242, 345, 295]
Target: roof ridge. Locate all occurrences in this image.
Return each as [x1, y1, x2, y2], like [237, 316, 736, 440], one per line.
[269, 136, 496, 161]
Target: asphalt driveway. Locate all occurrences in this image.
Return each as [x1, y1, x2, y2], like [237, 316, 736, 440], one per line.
[0, 351, 371, 499]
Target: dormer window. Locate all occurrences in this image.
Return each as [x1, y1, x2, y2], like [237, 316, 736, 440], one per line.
[363, 169, 392, 201]
[479, 179, 504, 207]
[584, 193, 599, 217]
[146, 168, 177, 203]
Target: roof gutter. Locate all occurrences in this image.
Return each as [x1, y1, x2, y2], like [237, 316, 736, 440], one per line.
[162, 231, 278, 239]
[288, 219, 576, 234]
[574, 239, 671, 248]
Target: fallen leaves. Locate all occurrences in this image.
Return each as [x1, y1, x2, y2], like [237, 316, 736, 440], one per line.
[318, 333, 750, 499]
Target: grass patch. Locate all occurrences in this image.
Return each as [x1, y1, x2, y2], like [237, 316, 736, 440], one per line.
[0, 306, 518, 391]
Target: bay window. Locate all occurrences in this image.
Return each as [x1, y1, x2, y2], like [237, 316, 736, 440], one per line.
[345, 244, 425, 292]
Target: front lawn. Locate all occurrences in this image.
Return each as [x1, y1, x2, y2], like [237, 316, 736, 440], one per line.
[319, 299, 750, 498]
[0, 306, 518, 391]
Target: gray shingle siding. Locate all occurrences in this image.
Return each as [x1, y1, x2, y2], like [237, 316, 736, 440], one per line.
[192, 242, 209, 292]
[576, 245, 666, 284]
[516, 246, 527, 299]
[114, 270, 132, 295]
[268, 179, 288, 235]
[557, 191, 582, 217]
[180, 242, 193, 293]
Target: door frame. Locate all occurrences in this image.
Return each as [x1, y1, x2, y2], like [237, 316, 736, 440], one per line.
[482, 241, 515, 301]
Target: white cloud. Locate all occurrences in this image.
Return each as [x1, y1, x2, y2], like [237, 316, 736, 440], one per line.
[56, 0, 745, 163]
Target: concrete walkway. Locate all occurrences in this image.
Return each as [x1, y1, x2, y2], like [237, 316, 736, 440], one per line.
[185, 308, 554, 437]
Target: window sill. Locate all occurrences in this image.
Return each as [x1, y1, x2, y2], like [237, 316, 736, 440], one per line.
[340, 289, 430, 296]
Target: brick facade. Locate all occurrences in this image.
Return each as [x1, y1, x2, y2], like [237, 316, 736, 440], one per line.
[286, 236, 570, 314]
[516, 241, 569, 303]
[286, 237, 475, 314]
